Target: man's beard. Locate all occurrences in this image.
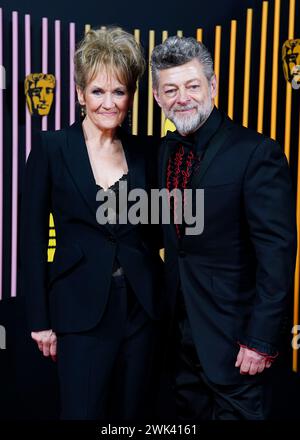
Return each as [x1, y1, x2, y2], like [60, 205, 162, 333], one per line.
[166, 99, 213, 135]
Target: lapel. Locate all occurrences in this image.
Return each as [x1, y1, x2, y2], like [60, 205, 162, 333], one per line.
[190, 115, 233, 188]
[158, 137, 178, 242]
[63, 121, 99, 219]
[159, 137, 172, 190]
[115, 129, 146, 234]
[62, 121, 145, 233]
[118, 128, 145, 194]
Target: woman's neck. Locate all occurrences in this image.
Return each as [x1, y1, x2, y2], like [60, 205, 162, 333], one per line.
[82, 117, 120, 152]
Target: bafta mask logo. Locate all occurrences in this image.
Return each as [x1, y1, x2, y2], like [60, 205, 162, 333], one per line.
[25, 73, 55, 115]
[282, 39, 300, 90]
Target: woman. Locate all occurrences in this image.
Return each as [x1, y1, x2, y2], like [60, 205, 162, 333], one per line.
[20, 27, 163, 420]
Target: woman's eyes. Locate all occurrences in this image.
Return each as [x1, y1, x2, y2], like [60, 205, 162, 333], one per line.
[91, 89, 103, 95]
[91, 89, 126, 96]
[114, 90, 126, 96]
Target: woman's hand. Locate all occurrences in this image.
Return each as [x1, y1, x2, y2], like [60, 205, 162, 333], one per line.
[31, 329, 57, 362]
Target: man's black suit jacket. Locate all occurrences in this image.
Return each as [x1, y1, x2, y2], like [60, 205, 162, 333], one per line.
[20, 121, 163, 334]
[159, 108, 297, 385]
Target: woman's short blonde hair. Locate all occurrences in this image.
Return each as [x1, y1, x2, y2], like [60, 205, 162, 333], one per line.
[74, 27, 145, 95]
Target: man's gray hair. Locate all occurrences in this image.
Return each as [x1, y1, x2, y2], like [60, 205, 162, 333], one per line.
[151, 36, 214, 89]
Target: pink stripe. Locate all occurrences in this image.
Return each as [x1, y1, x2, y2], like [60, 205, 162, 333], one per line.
[69, 22, 75, 125]
[55, 20, 61, 130]
[0, 8, 3, 299]
[11, 11, 18, 297]
[42, 17, 48, 131]
[25, 14, 31, 159]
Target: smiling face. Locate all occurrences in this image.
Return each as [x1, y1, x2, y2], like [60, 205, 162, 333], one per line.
[153, 58, 217, 135]
[76, 69, 132, 133]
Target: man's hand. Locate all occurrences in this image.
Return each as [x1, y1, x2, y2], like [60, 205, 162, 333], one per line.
[31, 329, 57, 362]
[235, 346, 272, 375]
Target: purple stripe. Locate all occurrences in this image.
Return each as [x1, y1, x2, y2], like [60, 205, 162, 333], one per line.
[11, 11, 18, 297]
[25, 14, 31, 159]
[0, 8, 3, 299]
[42, 17, 48, 131]
[55, 20, 61, 130]
[69, 22, 75, 125]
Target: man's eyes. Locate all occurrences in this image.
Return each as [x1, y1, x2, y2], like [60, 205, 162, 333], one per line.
[164, 85, 201, 96]
[164, 89, 177, 95]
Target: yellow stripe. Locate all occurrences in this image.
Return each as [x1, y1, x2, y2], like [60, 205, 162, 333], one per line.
[196, 28, 203, 42]
[147, 30, 155, 135]
[284, 0, 295, 163]
[242, 9, 252, 128]
[214, 26, 221, 108]
[49, 213, 54, 227]
[132, 29, 140, 135]
[160, 31, 168, 137]
[227, 20, 237, 119]
[270, 0, 281, 140]
[47, 248, 55, 262]
[257, 1, 268, 134]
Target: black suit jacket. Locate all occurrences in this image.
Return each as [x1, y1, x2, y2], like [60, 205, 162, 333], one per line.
[20, 121, 163, 333]
[159, 108, 297, 385]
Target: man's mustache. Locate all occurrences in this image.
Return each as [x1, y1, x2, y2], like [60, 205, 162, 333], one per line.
[173, 105, 198, 112]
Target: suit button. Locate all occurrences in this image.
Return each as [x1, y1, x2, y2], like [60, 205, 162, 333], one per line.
[108, 235, 116, 243]
[179, 250, 186, 258]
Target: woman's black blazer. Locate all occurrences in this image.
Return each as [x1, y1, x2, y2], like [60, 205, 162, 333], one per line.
[20, 121, 164, 333]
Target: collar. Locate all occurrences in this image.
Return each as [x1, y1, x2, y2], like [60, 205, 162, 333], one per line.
[193, 106, 223, 152]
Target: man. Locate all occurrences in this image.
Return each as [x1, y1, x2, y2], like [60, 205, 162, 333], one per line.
[151, 36, 297, 420]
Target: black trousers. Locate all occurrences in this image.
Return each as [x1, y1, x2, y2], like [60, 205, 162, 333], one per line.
[56, 274, 158, 421]
[174, 312, 270, 420]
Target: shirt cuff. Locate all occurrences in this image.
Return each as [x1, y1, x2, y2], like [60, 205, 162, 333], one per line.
[237, 336, 279, 362]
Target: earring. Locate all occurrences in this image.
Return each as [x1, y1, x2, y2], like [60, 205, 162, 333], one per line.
[81, 105, 86, 119]
[127, 108, 132, 130]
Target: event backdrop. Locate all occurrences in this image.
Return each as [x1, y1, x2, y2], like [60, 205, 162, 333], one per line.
[0, 0, 299, 371]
